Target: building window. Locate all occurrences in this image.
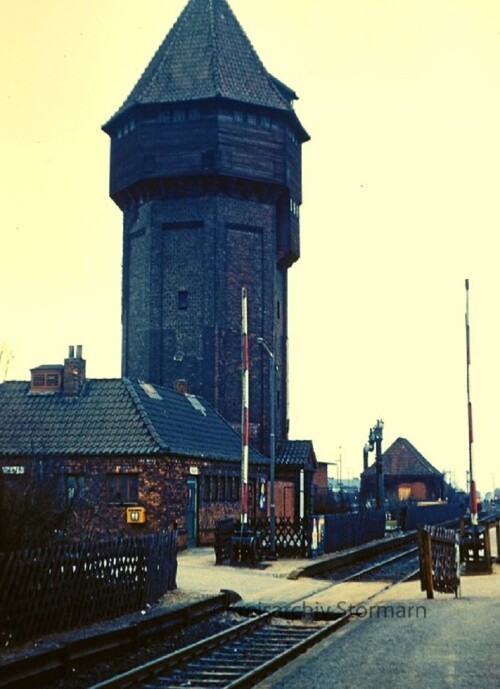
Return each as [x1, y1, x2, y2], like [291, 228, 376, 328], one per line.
[178, 290, 189, 310]
[67, 474, 85, 502]
[106, 474, 139, 503]
[203, 474, 240, 502]
[277, 301, 281, 319]
[30, 370, 62, 390]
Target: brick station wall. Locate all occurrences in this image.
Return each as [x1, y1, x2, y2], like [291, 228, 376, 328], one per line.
[0, 455, 269, 548]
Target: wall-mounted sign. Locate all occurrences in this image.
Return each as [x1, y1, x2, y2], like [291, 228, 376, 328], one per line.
[2, 466, 25, 475]
[189, 466, 200, 475]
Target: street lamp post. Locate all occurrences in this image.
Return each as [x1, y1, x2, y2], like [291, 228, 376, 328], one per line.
[257, 337, 277, 559]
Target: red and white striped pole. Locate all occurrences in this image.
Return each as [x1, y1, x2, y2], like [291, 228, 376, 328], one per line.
[465, 279, 478, 526]
[241, 286, 250, 526]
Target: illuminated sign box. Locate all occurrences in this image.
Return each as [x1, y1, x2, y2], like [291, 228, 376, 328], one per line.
[126, 506, 146, 524]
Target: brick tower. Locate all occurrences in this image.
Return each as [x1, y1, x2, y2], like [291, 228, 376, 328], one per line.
[103, 0, 309, 453]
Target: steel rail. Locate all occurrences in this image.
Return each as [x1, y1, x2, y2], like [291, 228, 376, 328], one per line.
[87, 560, 422, 689]
[0, 593, 234, 689]
[332, 546, 419, 584]
[87, 610, 277, 688]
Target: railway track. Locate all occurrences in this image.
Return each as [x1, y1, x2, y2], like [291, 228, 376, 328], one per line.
[87, 545, 421, 689]
[0, 532, 428, 689]
[87, 610, 349, 689]
[319, 545, 420, 584]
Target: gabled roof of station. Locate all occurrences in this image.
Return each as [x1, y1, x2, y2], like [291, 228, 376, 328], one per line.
[0, 378, 267, 464]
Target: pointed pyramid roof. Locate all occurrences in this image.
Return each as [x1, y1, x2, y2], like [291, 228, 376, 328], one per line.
[105, 0, 297, 128]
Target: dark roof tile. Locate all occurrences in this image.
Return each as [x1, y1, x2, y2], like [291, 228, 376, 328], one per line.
[277, 440, 316, 468]
[0, 378, 267, 464]
[363, 437, 442, 476]
[104, 0, 297, 127]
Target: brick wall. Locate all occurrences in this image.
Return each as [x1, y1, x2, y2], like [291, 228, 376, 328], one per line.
[0, 455, 269, 547]
[122, 188, 290, 456]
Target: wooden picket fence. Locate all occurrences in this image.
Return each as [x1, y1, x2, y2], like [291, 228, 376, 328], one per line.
[0, 531, 178, 647]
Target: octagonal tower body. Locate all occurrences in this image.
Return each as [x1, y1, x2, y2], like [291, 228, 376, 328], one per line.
[103, 0, 309, 453]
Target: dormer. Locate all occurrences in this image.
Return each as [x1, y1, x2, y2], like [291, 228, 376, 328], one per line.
[29, 345, 86, 396]
[30, 365, 63, 394]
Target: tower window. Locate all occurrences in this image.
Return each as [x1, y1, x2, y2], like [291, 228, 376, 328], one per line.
[178, 290, 189, 310]
[201, 150, 215, 170]
[143, 154, 156, 173]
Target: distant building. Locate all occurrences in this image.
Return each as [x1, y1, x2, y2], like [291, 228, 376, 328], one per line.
[360, 437, 445, 506]
[275, 441, 318, 519]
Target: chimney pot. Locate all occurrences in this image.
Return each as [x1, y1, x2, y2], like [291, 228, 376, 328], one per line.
[76, 345, 82, 358]
[68, 345, 75, 358]
[175, 379, 188, 394]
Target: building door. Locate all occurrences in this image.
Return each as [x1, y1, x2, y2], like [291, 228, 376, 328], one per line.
[186, 476, 198, 548]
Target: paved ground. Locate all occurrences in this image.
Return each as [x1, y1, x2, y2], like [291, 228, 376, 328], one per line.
[177, 536, 500, 689]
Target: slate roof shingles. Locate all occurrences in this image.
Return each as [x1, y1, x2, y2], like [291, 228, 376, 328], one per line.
[0, 378, 267, 465]
[277, 440, 316, 468]
[105, 0, 295, 128]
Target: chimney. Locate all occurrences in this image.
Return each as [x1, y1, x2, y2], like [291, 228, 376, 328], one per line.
[63, 344, 86, 396]
[174, 379, 188, 394]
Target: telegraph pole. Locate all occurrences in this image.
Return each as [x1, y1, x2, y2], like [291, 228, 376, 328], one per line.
[465, 279, 478, 526]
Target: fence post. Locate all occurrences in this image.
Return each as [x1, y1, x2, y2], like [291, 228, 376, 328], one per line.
[484, 524, 493, 574]
[422, 529, 434, 600]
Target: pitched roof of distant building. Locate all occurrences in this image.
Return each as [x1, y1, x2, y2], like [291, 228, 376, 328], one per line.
[0, 378, 267, 463]
[277, 439, 317, 469]
[363, 437, 442, 476]
[104, 0, 307, 136]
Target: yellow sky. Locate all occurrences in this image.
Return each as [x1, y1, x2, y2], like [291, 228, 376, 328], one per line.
[1, 0, 499, 494]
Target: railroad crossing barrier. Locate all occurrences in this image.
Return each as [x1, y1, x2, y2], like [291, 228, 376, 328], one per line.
[418, 525, 461, 599]
[419, 517, 499, 598]
[460, 517, 498, 574]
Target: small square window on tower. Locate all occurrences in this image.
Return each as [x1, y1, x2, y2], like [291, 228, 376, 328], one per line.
[178, 290, 189, 310]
